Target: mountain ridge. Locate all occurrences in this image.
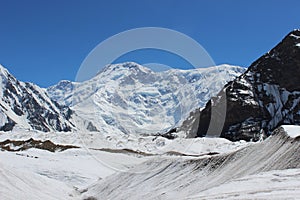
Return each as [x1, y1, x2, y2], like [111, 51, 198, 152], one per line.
[0, 64, 74, 132]
[47, 62, 245, 136]
[0, 62, 244, 135]
[177, 29, 300, 141]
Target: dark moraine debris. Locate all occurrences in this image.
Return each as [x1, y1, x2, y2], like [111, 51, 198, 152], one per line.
[0, 138, 79, 152]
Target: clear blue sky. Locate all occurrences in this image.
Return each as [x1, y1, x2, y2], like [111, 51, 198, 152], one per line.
[0, 0, 299, 87]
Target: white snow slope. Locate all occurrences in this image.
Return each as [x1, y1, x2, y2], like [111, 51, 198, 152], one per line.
[0, 130, 249, 200]
[47, 62, 245, 135]
[0, 126, 299, 199]
[0, 161, 78, 200]
[282, 125, 300, 138]
[81, 127, 300, 200]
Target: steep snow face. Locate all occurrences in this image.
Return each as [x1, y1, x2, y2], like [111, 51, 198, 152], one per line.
[282, 125, 300, 138]
[193, 29, 300, 141]
[0, 64, 74, 132]
[48, 62, 244, 135]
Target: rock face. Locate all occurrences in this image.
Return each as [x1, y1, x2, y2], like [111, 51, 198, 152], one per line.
[196, 30, 300, 141]
[0, 65, 74, 132]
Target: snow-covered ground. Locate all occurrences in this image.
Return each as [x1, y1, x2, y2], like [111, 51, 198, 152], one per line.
[80, 127, 300, 200]
[0, 129, 250, 199]
[0, 126, 299, 199]
[188, 168, 300, 200]
[0, 161, 78, 200]
[0, 148, 147, 189]
[0, 129, 249, 155]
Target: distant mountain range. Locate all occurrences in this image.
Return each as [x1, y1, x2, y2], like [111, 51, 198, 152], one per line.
[0, 62, 244, 135]
[2, 30, 299, 142]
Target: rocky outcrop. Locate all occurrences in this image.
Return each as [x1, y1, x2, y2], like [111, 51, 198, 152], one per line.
[195, 30, 300, 141]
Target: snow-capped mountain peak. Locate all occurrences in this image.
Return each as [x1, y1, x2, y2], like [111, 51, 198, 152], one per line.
[98, 62, 153, 75]
[0, 64, 9, 77]
[47, 63, 245, 136]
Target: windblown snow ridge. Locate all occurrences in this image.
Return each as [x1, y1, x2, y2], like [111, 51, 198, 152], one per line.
[82, 126, 300, 200]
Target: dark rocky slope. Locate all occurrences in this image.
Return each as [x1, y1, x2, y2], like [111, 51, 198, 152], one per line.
[180, 29, 300, 141]
[0, 65, 74, 132]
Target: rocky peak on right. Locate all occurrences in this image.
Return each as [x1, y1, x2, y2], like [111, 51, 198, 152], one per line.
[197, 30, 300, 141]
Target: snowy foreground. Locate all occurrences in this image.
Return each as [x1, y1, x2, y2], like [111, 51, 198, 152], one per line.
[0, 126, 299, 199]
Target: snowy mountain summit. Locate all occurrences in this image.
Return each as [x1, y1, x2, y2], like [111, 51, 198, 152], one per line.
[183, 29, 300, 141]
[48, 62, 244, 136]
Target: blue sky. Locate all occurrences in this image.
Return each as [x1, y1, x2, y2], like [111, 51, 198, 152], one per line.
[0, 0, 300, 87]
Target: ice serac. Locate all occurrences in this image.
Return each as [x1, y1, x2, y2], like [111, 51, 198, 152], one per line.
[0, 65, 74, 132]
[195, 29, 300, 141]
[47, 62, 245, 136]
